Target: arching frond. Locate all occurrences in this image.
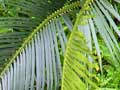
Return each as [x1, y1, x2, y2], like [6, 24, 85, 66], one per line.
[0, 0, 80, 73]
[0, 0, 120, 90]
[61, 0, 100, 90]
[0, 1, 81, 90]
[61, 29, 99, 89]
[0, 0, 77, 73]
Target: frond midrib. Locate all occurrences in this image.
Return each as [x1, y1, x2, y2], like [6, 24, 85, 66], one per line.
[0, 1, 81, 78]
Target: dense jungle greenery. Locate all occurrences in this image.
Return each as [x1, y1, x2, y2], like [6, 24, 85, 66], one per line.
[0, 0, 120, 90]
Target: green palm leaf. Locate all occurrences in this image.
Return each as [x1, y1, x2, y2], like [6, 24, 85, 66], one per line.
[90, 0, 120, 67]
[0, 0, 120, 90]
[62, 0, 120, 89]
[61, 0, 100, 90]
[0, 0, 78, 73]
[78, 0, 120, 71]
[0, 1, 81, 90]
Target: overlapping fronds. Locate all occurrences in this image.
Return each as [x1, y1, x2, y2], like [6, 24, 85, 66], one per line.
[61, 29, 99, 89]
[0, 1, 80, 90]
[0, 20, 63, 90]
[0, 1, 81, 73]
[77, 0, 120, 71]
[89, 0, 120, 68]
[2, 0, 66, 18]
[0, 0, 66, 33]
[0, 18, 39, 30]
[0, 0, 120, 90]
[0, 0, 79, 73]
[0, 31, 30, 71]
[61, 0, 100, 90]
[0, 0, 75, 30]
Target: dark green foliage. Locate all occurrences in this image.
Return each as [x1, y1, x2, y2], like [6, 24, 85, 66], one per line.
[0, 0, 78, 73]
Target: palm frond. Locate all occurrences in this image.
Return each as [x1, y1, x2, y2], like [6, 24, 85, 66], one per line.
[78, 0, 120, 71]
[61, 29, 99, 89]
[2, 0, 66, 17]
[0, 1, 81, 90]
[90, 0, 120, 67]
[0, 0, 75, 30]
[0, 0, 120, 90]
[61, 0, 120, 89]
[0, 0, 81, 73]
[61, 0, 99, 89]
[0, 31, 30, 72]
[0, 17, 38, 30]
[114, 0, 120, 3]
[0, 0, 80, 32]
